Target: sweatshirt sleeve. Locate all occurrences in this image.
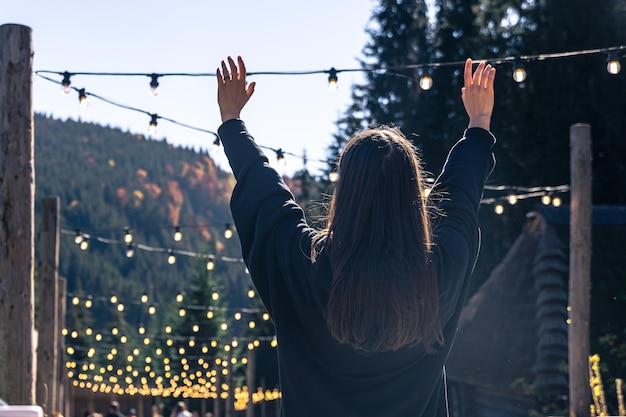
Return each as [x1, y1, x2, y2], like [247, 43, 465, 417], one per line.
[217, 119, 317, 317]
[429, 127, 496, 327]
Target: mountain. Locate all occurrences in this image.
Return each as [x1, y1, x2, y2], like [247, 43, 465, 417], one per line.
[34, 113, 247, 328]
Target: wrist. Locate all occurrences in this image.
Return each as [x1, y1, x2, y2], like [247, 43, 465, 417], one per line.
[468, 115, 491, 131]
[220, 111, 240, 123]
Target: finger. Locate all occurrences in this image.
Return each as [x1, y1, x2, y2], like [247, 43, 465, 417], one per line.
[473, 61, 486, 86]
[487, 67, 496, 89]
[227, 56, 238, 80]
[246, 81, 256, 98]
[221, 60, 229, 78]
[238, 56, 247, 80]
[216, 67, 224, 85]
[464, 58, 473, 87]
[481, 64, 492, 88]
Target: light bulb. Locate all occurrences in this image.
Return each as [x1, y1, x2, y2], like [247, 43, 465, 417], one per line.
[224, 224, 233, 239]
[173, 227, 182, 242]
[247, 289, 255, 298]
[125, 244, 134, 258]
[276, 149, 285, 167]
[541, 194, 551, 205]
[329, 171, 339, 182]
[419, 73, 433, 91]
[124, 229, 133, 244]
[74, 230, 83, 244]
[328, 68, 338, 92]
[494, 204, 504, 215]
[149, 114, 158, 135]
[176, 292, 184, 303]
[78, 89, 89, 107]
[149, 74, 160, 96]
[141, 293, 149, 303]
[148, 305, 156, 315]
[211, 291, 219, 301]
[552, 196, 562, 207]
[512, 60, 526, 83]
[206, 256, 215, 271]
[85, 297, 93, 309]
[212, 137, 220, 153]
[61, 72, 72, 94]
[507, 194, 518, 205]
[167, 250, 176, 265]
[80, 239, 89, 251]
[607, 52, 621, 75]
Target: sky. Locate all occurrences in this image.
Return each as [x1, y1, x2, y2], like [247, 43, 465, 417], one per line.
[1, 0, 378, 177]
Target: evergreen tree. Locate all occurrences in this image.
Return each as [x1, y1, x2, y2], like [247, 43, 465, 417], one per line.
[327, 0, 435, 174]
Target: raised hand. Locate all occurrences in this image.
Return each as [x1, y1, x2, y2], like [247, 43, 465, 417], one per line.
[461, 58, 496, 131]
[217, 56, 256, 123]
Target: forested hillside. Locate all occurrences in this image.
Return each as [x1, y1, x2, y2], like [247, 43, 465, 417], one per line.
[35, 113, 239, 302]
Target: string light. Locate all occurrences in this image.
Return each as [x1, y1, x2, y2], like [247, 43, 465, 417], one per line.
[124, 228, 133, 244]
[167, 249, 176, 265]
[149, 73, 160, 96]
[419, 68, 433, 90]
[173, 226, 182, 242]
[206, 255, 215, 271]
[327, 67, 338, 92]
[275, 149, 285, 166]
[125, 244, 135, 258]
[224, 224, 233, 239]
[140, 293, 149, 303]
[61, 71, 72, 94]
[607, 51, 621, 75]
[36, 44, 624, 177]
[80, 237, 89, 251]
[512, 59, 526, 83]
[149, 114, 158, 135]
[78, 88, 89, 107]
[74, 230, 84, 244]
[212, 137, 221, 152]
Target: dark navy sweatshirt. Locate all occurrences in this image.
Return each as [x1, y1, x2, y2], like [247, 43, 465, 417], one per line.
[218, 118, 495, 417]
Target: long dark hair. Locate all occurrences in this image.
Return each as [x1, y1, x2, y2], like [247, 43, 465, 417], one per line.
[312, 126, 442, 353]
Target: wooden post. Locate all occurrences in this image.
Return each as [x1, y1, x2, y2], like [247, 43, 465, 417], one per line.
[245, 350, 256, 417]
[569, 123, 592, 417]
[57, 278, 68, 417]
[225, 358, 233, 417]
[0, 23, 36, 405]
[214, 368, 221, 417]
[37, 198, 60, 415]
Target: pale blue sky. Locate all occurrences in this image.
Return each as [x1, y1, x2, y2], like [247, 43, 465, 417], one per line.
[1, 1, 377, 176]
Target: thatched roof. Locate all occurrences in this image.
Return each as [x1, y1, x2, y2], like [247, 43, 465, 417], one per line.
[446, 212, 568, 398]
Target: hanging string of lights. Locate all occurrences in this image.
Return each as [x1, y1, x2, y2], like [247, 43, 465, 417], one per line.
[35, 44, 624, 168]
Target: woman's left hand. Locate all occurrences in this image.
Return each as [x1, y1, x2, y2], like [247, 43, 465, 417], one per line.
[217, 56, 256, 123]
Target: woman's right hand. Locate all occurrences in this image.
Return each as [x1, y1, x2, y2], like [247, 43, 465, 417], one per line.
[461, 58, 496, 131]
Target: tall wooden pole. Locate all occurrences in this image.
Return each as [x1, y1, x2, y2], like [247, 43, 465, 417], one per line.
[0, 23, 36, 405]
[37, 198, 60, 415]
[246, 350, 256, 417]
[57, 278, 68, 417]
[569, 123, 592, 417]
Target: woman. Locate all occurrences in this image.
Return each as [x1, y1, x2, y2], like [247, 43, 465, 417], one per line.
[216, 56, 496, 417]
